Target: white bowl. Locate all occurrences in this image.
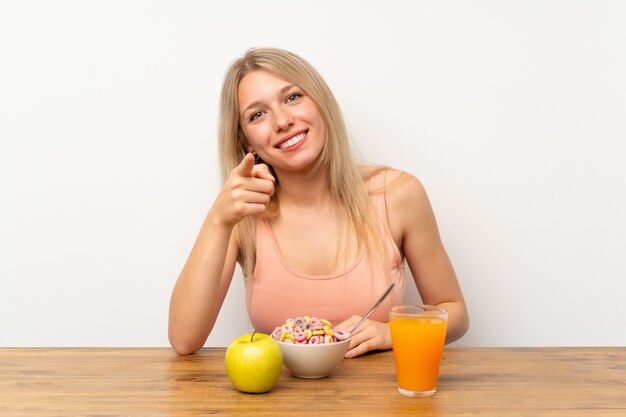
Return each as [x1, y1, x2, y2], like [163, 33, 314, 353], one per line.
[276, 338, 351, 379]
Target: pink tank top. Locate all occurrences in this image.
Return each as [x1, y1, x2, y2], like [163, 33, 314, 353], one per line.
[246, 170, 406, 334]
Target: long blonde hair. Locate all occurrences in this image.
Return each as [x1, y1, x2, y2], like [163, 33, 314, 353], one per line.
[218, 47, 387, 279]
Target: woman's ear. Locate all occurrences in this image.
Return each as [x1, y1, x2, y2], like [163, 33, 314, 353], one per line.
[242, 141, 254, 154]
[247, 146, 259, 157]
[244, 145, 261, 163]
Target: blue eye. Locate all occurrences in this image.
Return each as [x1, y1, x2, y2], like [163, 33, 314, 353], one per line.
[287, 93, 302, 103]
[249, 111, 264, 122]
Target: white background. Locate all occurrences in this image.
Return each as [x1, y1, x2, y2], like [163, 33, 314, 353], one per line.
[1, 1, 625, 348]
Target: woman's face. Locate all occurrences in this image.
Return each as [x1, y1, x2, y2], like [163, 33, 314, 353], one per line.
[237, 70, 326, 173]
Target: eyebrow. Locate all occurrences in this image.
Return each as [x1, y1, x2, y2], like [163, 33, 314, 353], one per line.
[239, 84, 297, 119]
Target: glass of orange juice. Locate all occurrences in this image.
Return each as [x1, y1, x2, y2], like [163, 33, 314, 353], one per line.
[389, 305, 448, 397]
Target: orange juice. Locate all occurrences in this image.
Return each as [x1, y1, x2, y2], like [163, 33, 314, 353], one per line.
[390, 314, 447, 394]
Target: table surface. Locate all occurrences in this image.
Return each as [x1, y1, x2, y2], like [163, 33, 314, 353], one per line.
[1, 347, 625, 416]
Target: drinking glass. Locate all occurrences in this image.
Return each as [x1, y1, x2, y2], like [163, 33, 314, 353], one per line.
[389, 305, 448, 397]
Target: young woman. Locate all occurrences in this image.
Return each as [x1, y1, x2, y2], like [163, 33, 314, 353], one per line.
[168, 47, 469, 357]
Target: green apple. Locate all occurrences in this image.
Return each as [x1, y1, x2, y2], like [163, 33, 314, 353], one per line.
[224, 332, 283, 393]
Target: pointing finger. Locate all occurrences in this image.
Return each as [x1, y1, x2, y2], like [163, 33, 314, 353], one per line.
[233, 153, 255, 177]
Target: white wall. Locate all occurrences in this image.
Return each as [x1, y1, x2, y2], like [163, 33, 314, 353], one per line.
[2, 1, 625, 348]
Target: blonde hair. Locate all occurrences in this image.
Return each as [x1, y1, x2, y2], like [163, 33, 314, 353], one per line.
[218, 47, 387, 279]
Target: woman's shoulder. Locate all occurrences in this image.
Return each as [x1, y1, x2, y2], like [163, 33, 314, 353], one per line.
[383, 168, 428, 209]
[359, 165, 429, 215]
[359, 165, 426, 197]
[360, 166, 430, 244]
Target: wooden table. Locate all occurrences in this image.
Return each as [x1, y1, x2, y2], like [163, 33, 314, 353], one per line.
[1, 347, 625, 416]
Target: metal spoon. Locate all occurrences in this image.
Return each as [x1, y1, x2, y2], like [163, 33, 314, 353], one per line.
[349, 282, 396, 334]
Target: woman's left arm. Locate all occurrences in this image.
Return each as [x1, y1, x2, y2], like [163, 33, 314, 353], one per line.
[387, 170, 469, 343]
[337, 170, 469, 358]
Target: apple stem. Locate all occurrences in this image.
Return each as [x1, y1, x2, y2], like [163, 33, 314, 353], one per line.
[251, 331, 256, 342]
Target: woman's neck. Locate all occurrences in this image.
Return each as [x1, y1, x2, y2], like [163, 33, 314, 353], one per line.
[274, 168, 334, 208]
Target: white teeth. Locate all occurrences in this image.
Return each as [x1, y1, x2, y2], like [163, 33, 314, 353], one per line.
[279, 133, 305, 149]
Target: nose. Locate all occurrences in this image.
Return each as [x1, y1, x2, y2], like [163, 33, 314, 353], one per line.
[273, 108, 294, 132]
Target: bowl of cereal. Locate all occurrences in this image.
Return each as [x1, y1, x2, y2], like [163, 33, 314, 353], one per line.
[271, 316, 351, 379]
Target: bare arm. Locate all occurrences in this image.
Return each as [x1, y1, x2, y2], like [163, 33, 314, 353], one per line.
[168, 217, 239, 355]
[337, 170, 469, 358]
[388, 171, 469, 344]
[168, 154, 275, 355]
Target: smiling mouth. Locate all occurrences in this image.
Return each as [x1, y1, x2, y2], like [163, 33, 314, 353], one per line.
[277, 132, 306, 149]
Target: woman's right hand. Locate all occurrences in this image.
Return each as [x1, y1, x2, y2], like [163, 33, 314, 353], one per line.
[210, 153, 275, 227]
[169, 153, 274, 355]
